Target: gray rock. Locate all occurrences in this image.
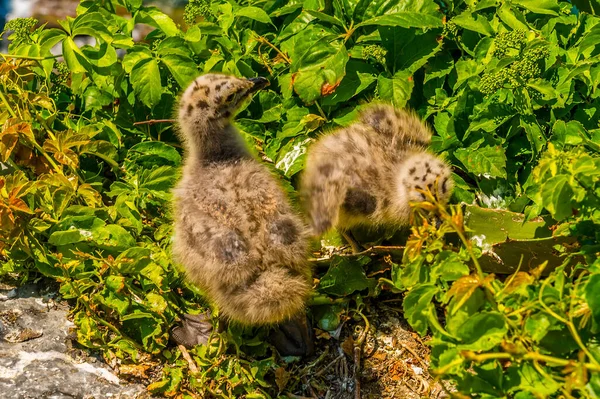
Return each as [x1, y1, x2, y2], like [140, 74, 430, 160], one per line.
[0, 283, 148, 399]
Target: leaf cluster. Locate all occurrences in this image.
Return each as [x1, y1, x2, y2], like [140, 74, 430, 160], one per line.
[1, 0, 600, 397]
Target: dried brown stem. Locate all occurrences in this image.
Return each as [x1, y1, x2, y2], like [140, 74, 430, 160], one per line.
[133, 119, 175, 126]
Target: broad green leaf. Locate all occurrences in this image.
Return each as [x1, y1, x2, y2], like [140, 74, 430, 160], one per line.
[136, 7, 180, 37]
[318, 256, 375, 296]
[275, 138, 312, 177]
[377, 71, 414, 108]
[455, 145, 507, 179]
[141, 166, 178, 192]
[357, 12, 443, 29]
[62, 36, 90, 73]
[505, 363, 560, 395]
[585, 274, 600, 325]
[540, 175, 574, 221]
[92, 224, 136, 251]
[122, 46, 153, 73]
[72, 11, 114, 42]
[496, 2, 530, 31]
[403, 284, 438, 335]
[456, 311, 507, 351]
[577, 24, 600, 58]
[127, 141, 182, 168]
[304, 10, 345, 28]
[157, 42, 198, 88]
[130, 57, 162, 108]
[236, 6, 273, 24]
[452, 10, 495, 36]
[552, 120, 586, 148]
[292, 44, 349, 103]
[321, 60, 377, 106]
[520, 115, 546, 158]
[353, 0, 439, 22]
[379, 27, 443, 74]
[511, 0, 560, 15]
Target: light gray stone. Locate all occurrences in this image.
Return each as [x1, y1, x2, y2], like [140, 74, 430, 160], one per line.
[0, 283, 148, 399]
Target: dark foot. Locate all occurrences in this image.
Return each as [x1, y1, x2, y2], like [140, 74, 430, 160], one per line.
[342, 230, 364, 254]
[171, 312, 213, 348]
[269, 314, 314, 357]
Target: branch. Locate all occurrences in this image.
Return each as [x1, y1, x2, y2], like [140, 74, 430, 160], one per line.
[133, 119, 175, 126]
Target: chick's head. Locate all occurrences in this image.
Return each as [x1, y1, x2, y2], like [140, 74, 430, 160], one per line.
[178, 73, 269, 124]
[397, 152, 454, 204]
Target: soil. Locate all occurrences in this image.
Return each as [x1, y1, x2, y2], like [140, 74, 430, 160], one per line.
[286, 300, 451, 399]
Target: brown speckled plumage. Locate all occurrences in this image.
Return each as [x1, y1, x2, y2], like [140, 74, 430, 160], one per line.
[172, 73, 312, 325]
[301, 104, 454, 235]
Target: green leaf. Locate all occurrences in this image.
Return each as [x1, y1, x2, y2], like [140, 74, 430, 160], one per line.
[318, 256, 375, 296]
[62, 36, 90, 73]
[156, 38, 198, 88]
[552, 120, 586, 148]
[456, 311, 507, 351]
[357, 12, 443, 29]
[505, 363, 560, 395]
[140, 166, 178, 192]
[496, 2, 530, 31]
[540, 175, 574, 221]
[236, 6, 273, 24]
[275, 138, 311, 177]
[292, 43, 349, 103]
[321, 60, 377, 106]
[130, 57, 162, 108]
[403, 284, 439, 335]
[455, 145, 507, 179]
[452, 10, 495, 36]
[72, 12, 114, 43]
[136, 7, 180, 36]
[127, 141, 182, 168]
[116, 247, 153, 274]
[304, 10, 345, 28]
[511, 0, 560, 15]
[578, 25, 600, 57]
[379, 27, 443, 74]
[92, 224, 136, 251]
[377, 71, 414, 108]
[586, 273, 600, 327]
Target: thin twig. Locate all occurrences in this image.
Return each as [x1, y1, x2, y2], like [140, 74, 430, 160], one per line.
[133, 119, 175, 126]
[178, 344, 199, 374]
[399, 342, 429, 372]
[314, 354, 344, 377]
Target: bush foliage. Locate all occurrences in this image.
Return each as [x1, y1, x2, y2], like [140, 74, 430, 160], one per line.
[1, 0, 599, 397]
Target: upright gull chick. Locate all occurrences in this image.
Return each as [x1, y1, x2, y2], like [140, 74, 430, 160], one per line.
[171, 73, 313, 355]
[301, 104, 453, 251]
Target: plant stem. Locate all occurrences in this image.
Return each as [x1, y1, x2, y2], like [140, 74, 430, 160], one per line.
[0, 88, 18, 118]
[0, 53, 60, 61]
[461, 350, 600, 373]
[133, 119, 175, 126]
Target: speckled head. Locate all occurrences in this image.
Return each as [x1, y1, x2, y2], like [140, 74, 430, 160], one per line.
[178, 73, 269, 125]
[397, 152, 454, 203]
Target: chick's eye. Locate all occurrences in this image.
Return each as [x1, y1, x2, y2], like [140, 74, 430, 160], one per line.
[225, 93, 235, 103]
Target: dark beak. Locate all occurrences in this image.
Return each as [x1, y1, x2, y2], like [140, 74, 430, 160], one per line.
[247, 77, 270, 93]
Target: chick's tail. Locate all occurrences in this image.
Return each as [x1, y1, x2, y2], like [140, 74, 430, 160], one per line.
[215, 267, 311, 325]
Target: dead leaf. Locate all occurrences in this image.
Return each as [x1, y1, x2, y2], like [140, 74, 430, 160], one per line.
[341, 335, 355, 356]
[504, 271, 534, 295]
[275, 367, 290, 392]
[321, 80, 341, 96]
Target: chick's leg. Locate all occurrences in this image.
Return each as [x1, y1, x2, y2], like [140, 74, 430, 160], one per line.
[269, 313, 314, 357]
[171, 312, 214, 348]
[341, 230, 364, 254]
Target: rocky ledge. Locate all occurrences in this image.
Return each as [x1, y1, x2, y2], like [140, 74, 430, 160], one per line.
[0, 282, 148, 399]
